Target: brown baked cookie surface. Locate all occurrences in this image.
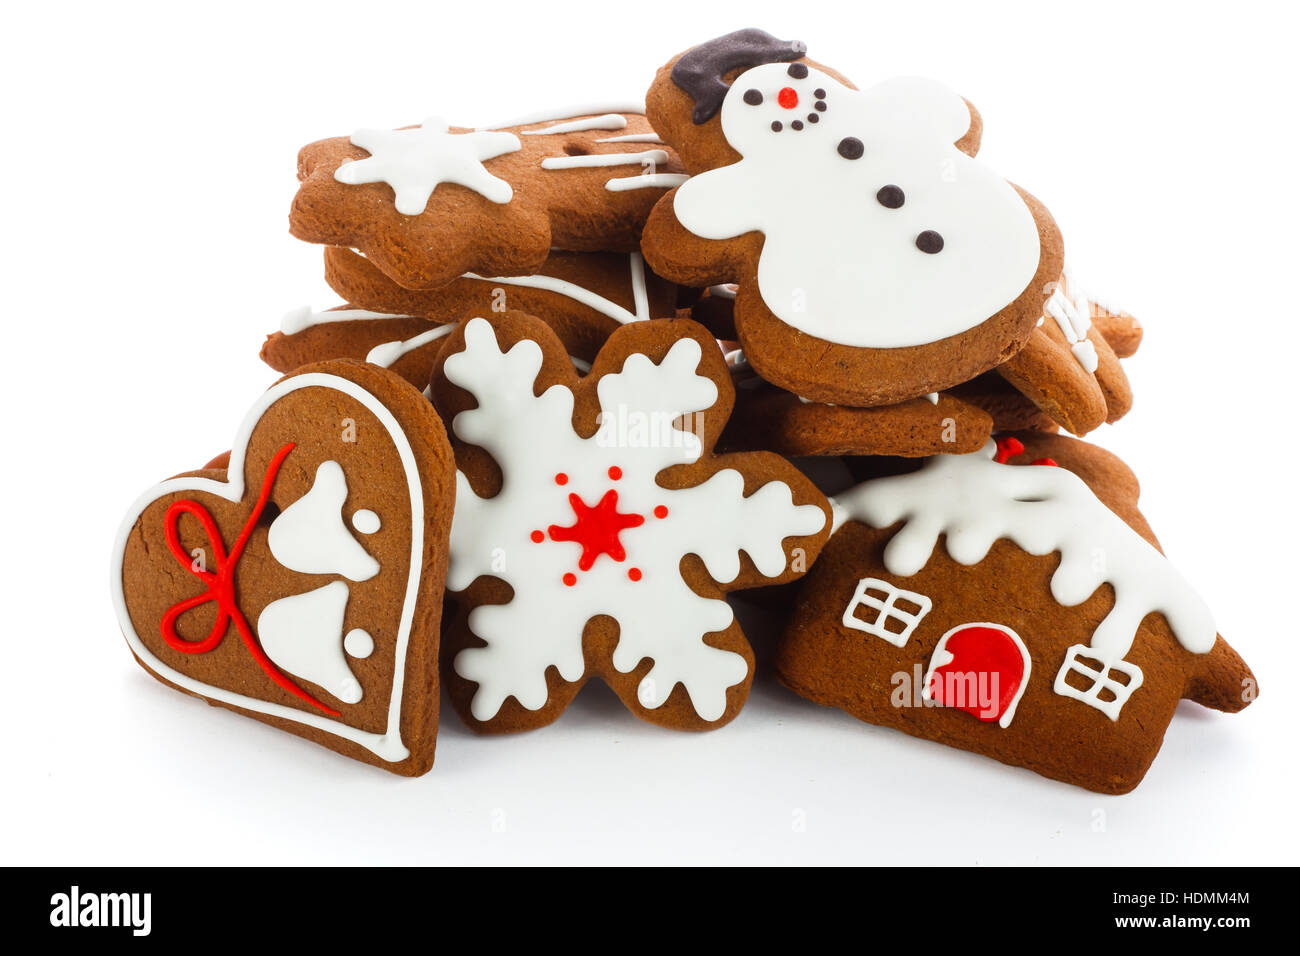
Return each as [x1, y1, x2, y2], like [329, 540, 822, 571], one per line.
[641, 29, 1063, 407]
[431, 311, 830, 733]
[112, 360, 455, 774]
[775, 432, 1255, 794]
[290, 108, 686, 291]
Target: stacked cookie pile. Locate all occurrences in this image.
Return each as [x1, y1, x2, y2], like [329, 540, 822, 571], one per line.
[112, 28, 1255, 793]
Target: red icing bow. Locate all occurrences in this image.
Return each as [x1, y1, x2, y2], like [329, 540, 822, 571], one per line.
[159, 442, 340, 716]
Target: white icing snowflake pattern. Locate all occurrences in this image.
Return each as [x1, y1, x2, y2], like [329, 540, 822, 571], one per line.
[334, 117, 521, 215]
[445, 318, 826, 722]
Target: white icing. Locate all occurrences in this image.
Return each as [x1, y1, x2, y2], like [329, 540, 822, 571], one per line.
[605, 173, 689, 192]
[365, 324, 454, 369]
[520, 114, 627, 135]
[344, 628, 375, 659]
[477, 102, 646, 131]
[267, 461, 380, 581]
[467, 251, 650, 325]
[709, 283, 738, 300]
[923, 392, 939, 405]
[541, 148, 669, 171]
[110, 373, 427, 762]
[351, 510, 381, 534]
[1054, 645, 1144, 720]
[258, 581, 363, 705]
[334, 117, 521, 214]
[830, 442, 1217, 667]
[673, 69, 1041, 348]
[597, 133, 664, 144]
[841, 577, 932, 647]
[445, 318, 825, 721]
[1045, 286, 1099, 374]
[281, 306, 416, 336]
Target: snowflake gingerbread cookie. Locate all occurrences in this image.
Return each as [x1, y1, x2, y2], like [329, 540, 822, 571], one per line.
[641, 29, 1067, 408]
[430, 312, 831, 731]
[775, 433, 1257, 793]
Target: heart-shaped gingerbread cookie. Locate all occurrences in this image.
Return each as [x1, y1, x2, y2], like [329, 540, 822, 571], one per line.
[111, 360, 455, 774]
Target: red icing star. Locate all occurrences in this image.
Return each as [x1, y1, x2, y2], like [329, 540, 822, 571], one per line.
[548, 489, 645, 572]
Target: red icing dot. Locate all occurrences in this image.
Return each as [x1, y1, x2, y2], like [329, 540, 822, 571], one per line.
[628, 568, 642, 582]
[1031, 457, 1060, 468]
[563, 572, 577, 587]
[555, 473, 568, 485]
[530, 530, 544, 543]
[653, 505, 669, 519]
[608, 466, 623, 480]
[777, 87, 799, 109]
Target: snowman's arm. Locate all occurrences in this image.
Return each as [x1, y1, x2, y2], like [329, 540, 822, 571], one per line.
[673, 164, 761, 241]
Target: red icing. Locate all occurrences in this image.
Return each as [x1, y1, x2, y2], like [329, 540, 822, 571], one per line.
[530, 530, 545, 543]
[993, 436, 1024, 464]
[554, 472, 569, 485]
[548, 489, 645, 571]
[927, 624, 1025, 725]
[159, 443, 341, 717]
[777, 87, 799, 109]
[608, 466, 623, 480]
[653, 505, 669, 519]
[1031, 457, 1059, 467]
[628, 568, 642, 582]
[562, 572, 577, 587]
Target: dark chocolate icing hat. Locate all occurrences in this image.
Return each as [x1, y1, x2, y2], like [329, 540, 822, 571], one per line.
[671, 28, 808, 124]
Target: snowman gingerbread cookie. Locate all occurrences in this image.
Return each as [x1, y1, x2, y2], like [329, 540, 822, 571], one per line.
[641, 28, 1065, 408]
[430, 312, 830, 732]
[112, 360, 455, 774]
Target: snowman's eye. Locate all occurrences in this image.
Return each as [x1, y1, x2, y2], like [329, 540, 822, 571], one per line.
[837, 137, 864, 160]
[916, 230, 945, 254]
[877, 185, 905, 208]
[788, 63, 809, 79]
[743, 88, 763, 106]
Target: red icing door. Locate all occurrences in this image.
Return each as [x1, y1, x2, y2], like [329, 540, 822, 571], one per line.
[924, 622, 1031, 728]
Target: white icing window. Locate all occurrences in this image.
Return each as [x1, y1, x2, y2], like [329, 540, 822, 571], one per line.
[1053, 644, 1145, 721]
[841, 577, 932, 647]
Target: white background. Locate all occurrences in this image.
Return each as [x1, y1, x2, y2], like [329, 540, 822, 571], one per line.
[2, 0, 1296, 865]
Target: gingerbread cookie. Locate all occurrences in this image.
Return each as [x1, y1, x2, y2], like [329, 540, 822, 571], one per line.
[641, 29, 1064, 407]
[112, 360, 455, 774]
[430, 312, 830, 732]
[290, 107, 687, 291]
[261, 247, 684, 392]
[775, 433, 1256, 793]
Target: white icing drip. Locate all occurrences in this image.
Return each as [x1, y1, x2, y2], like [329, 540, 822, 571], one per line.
[541, 148, 669, 171]
[110, 373, 427, 762]
[365, 324, 454, 369]
[520, 114, 628, 135]
[923, 392, 939, 405]
[477, 102, 646, 131]
[281, 306, 416, 336]
[606, 173, 689, 192]
[629, 252, 650, 322]
[829, 441, 1217, 663]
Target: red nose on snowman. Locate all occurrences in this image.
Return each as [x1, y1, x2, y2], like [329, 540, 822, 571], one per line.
[777, 87, 799, 109]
